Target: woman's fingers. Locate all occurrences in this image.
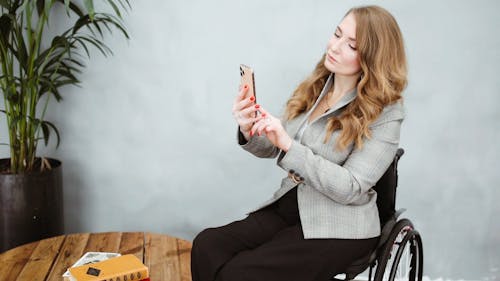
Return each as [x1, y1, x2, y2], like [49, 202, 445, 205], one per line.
[237, 84, 249, 100]
[235, 95, 256, 113]
[234, 103, 259, 122]
[232, 84, 260, 140]
[246, 105, 291, 151]
[232, 85, 255, 117]
[250, 108, 273, 136]
[239, 104, 259, 119]
[234, 84, 253, 105]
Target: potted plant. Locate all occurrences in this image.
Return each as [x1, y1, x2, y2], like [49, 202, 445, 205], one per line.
[0, 0, 130, 252]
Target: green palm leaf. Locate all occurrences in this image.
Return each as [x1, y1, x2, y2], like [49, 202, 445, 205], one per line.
[0, 0, 131, 173]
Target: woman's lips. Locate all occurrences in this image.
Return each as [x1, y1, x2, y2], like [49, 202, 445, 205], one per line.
[327, 54, 337, 63]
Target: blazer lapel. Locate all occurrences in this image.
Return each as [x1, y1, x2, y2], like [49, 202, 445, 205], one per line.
[288, 74, 335, 139]
[323, 87, 357, 116]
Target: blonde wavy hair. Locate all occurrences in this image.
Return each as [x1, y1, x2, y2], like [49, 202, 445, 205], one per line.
[284, 5, 407, 150]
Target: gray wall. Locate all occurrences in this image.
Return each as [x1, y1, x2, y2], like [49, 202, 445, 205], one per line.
[1, 0, 499, 279]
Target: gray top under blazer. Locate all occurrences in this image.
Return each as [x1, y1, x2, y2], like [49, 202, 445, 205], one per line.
[238, 73, 405, 239]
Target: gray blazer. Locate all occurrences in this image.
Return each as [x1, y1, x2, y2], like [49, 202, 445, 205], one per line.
[239, 74, 405, 239]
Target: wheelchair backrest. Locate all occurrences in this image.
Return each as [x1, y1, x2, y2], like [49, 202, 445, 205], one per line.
[373, 148, 404, 226]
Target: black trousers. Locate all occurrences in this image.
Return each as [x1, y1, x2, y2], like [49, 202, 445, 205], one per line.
[191, 188, 378, 281]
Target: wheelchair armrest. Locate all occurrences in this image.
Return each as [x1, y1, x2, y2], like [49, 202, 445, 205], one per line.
[394, 208, 406, 220]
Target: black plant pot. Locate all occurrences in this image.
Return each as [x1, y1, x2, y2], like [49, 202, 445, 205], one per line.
[0, 158, 64, 253]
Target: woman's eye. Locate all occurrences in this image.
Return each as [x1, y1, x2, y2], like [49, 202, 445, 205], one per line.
[349, 44, 357, 51]
[334, 33, 340, 38]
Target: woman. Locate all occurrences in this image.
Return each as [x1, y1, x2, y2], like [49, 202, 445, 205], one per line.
[191, 5, 407, 281]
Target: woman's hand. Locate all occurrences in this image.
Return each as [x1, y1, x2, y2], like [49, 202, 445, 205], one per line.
[250, 106, 293, 152]
[232, 84, 258, 140]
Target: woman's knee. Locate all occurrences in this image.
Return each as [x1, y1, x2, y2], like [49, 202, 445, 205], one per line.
[192, 227, 219, 253]
[215, 257, 247, 281]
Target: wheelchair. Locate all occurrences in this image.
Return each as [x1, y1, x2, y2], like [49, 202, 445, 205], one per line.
[333, 148, 424, 281]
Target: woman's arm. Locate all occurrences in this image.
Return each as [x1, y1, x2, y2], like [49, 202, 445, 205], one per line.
[277, 116, 402, 205]
[232, 84, 281, 158]
[237, 128, 281, 158]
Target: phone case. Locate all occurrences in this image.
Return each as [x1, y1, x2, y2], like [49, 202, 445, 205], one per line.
[240, 64, 256, 100]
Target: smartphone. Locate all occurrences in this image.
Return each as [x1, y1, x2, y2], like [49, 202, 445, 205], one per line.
[239, 64, 256, 101]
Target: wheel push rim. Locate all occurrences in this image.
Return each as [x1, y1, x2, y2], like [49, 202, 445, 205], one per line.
[382, 225, 414, 281]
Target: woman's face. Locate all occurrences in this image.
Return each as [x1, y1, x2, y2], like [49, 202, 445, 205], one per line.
[324, 12, 361, 76]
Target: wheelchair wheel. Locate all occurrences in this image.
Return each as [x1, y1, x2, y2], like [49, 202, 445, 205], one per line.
[374, 218, 423, 281]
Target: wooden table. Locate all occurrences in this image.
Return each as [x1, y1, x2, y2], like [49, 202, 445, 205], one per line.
[0, 232, 192, 281]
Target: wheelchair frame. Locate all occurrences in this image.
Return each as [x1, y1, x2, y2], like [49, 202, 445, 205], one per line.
[333, 148, 424, 281]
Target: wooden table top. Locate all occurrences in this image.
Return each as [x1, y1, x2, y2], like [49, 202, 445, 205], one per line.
[0, 232, 192, 281]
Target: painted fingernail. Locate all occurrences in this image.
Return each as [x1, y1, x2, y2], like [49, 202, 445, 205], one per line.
[250, 130, 254, 137]
[262, 113, 267, 117]
[255, 104, 260, 109]
[249, 96, 255, 102]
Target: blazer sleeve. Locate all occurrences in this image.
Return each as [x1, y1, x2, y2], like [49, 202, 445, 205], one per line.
[237, 127, 281, 158]
[277, 104, 404, 205]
